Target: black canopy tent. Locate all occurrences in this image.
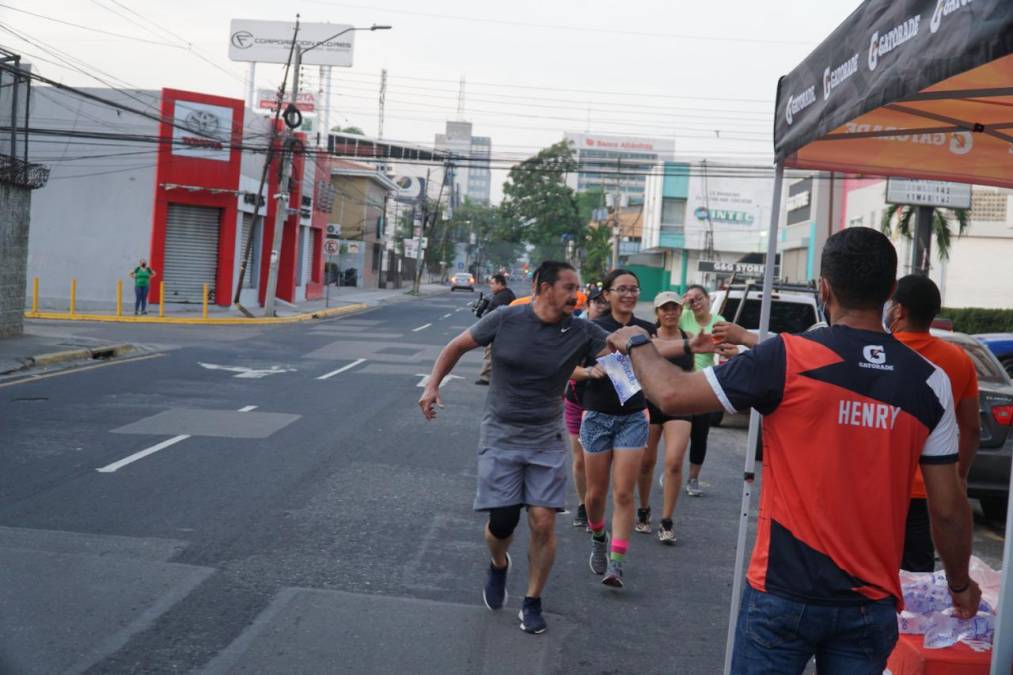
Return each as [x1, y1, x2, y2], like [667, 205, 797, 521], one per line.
[724, 1, 1013, 671]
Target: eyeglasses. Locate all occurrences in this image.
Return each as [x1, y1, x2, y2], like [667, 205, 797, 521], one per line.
[610, 286, 640, 296]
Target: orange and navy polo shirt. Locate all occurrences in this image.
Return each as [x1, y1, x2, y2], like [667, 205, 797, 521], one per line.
[704, 326, 957, 608]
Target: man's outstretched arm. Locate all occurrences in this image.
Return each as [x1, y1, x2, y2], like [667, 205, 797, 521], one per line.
[608, 327, 722, 417]
[922, 462, 980, 618]
[419, 330, 480, 420]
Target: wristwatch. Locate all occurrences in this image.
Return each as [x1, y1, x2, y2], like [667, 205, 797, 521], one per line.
[625, 333, 652, 354]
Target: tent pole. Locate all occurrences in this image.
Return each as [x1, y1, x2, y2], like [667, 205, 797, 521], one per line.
[990, 465, 1013, 674]
[722, 160, 784, 674]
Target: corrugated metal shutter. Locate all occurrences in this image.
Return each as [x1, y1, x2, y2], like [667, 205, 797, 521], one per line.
[164, 203, 220, 303]
[240, 213, 259, 288]
[301, 226, 313, 286]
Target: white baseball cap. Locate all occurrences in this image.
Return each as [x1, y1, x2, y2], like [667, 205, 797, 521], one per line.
[653, 291, 684, 308]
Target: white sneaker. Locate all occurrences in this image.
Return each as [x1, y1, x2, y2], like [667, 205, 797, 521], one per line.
[686, 478, 703, 497]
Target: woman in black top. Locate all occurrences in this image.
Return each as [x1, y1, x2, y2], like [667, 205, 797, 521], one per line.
[636, 292, 695, 544]
[577, 269, 656, 589]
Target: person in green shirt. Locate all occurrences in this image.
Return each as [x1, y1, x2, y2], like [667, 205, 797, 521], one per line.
[678, 284, 725, 497]
[129, 258, 157, 315]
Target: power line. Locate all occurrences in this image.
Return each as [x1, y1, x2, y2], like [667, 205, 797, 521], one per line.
[0, 3, 185, 48]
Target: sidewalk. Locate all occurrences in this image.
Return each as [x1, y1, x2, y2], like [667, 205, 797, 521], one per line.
[3, 283, 448, 377]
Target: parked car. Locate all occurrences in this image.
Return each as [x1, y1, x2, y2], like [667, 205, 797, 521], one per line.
[709, 282, 825, 427]
[974, 333, 1013, 378]
[934, 329, 1013, 522]
[449, 272, 475, 292]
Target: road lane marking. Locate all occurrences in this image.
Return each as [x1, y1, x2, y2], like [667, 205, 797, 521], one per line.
[415, 373, 464, 388]
[96, 434, 190, 473]
[199, 363, 295, 379]
[412, 323, 432, 332]
[0, 353, 165, 388]
[238, 405, 258, 412]
[442, 313, 452, 319]
[317, 358, 367, 380]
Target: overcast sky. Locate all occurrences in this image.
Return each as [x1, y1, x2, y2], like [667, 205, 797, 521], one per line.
[3, 0, 860, 202]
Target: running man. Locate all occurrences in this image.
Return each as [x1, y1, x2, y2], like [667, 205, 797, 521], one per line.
[886, 275, 980, 572]
[608, 228, 979, 673]
[419, 260, 609, 635]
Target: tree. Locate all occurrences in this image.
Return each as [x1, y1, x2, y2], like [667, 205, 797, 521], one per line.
[880, 204, 969, 267]
[582, 224, 614, 283]
[500, 141, 583, 262]
[330, 125, 365, 135]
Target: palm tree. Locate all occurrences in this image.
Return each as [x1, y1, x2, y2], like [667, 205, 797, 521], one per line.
[879, 204, 970, 269]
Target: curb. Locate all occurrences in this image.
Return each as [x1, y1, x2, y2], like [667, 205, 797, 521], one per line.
[23, 303, 368, 326]
[26, 343, 136, 369]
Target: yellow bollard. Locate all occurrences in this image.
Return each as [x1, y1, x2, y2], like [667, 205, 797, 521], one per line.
[31, 277, 38, 313]
[159, 281, 165, 318]
[70, 278, 77, 316]
[202, 283, 209, 319]
[116, 279, 123, 317]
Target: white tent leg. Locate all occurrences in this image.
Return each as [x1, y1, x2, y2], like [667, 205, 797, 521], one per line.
[990, 470, 1013, 674]
[723, 160, 784, 674]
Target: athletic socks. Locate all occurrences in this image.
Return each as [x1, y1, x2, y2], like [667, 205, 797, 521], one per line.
[610, 539, 628, 562]
[589, 519, 606, 541]
[661, 518, 674, 529]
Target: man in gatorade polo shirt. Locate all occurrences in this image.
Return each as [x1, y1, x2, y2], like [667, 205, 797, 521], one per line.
[886, 275, 980, 572]
[607, 228, 979, 674]
[419, 261, 609, 635]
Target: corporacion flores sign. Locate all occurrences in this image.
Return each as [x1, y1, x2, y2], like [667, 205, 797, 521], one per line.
[229, 19, 355, 67]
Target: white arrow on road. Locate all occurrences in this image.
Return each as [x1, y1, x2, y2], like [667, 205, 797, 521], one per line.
[198, 363, 296, 379]
[415, 373, 464, 388]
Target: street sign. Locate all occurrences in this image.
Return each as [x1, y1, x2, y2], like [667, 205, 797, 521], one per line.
[229, 20, 356, 67]
[886, 178, 972, 209]
[257, 88, 316, 113]
[697, 260, 777, 276]
[324, 239, 340, 256]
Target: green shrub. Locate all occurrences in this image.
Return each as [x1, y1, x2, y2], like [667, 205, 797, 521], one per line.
[938, 307, 1013, 335]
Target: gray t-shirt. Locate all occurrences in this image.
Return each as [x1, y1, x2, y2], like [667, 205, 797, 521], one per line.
[469, 304, 609, 449]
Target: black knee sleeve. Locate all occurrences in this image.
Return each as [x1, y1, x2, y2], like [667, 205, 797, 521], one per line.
[487, 505, 522, 540]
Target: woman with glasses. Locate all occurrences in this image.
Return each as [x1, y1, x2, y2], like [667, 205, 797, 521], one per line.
[578, 269, 656, 589]
[679, 284, 725, 497]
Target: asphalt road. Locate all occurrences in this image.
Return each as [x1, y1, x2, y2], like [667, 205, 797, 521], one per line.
[0, 291, 1005, 674]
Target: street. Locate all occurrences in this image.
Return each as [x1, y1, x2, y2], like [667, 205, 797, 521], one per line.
[0, 292, 1005, 674]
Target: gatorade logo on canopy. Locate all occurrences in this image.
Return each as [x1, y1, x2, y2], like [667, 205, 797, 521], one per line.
[823, 54, 859, 101]
[868, 14, 921, 71]
[930, 0, 975, 34]
[785, 85, 816, 126]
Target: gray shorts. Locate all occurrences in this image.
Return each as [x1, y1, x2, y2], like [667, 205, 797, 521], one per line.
[474, 446, 568, 511]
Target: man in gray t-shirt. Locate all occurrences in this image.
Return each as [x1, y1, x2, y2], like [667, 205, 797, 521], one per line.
[419, 261, 608, 635]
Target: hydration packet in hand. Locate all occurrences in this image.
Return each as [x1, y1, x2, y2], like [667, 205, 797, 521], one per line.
[596, 353, 642, 405]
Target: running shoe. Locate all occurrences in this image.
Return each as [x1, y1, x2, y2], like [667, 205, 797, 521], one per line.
[518, 596, 547, 634]
[686, 478, 704, 497]
[483, 553, 510, 611]
[634, 507, 652, 534]
[658, 520, 677, 545]
[602, 559, 624, 588]
[571, 504, 588, 529]
[589, 535, 608, 575]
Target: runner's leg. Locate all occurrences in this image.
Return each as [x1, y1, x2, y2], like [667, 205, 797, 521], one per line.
[569, 433, 587, 507]
[610, 448, 643, 546]
[661, 420, 691, 521]
[638, 424, 662, 510]
[583, 449, 613, 532]
[525, 506, 557, 598]
[688, 414, 711, 484]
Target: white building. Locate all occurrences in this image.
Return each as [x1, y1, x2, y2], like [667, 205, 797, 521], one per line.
[564, 132, 675, 203]
[434, 121, 491, 206]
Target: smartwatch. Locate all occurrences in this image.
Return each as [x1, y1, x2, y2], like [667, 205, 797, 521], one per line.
[625, 333, 652, 354]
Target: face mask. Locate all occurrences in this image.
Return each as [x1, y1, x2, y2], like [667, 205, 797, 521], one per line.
[882, 303, 894, 333]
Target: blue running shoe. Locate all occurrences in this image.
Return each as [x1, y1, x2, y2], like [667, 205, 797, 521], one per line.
[518, 596, 547, 634]
[483, 553, 510, 610]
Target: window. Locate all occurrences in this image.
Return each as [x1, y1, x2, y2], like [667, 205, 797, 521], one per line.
[661, 198, 686, 225]
[970, 188, 1009, 222]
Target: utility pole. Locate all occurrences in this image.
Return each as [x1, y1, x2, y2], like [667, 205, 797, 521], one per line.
[377, 68, 387, 139]
[262, 20, 391, 316]
[611, 157, 622, 269]
[412, 168, 433, 295]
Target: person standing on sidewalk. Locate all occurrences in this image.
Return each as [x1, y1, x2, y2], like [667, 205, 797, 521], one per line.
[475, 274, 517, 386]
[580, 269, 656, 589]
[679, 284, 724, 497]
[607, 227, 979, 674]
[419, 261, 609, 635]
[129, 258, 156, 315]
[636, 292, 694, 543]
[886, 275, 980, 573]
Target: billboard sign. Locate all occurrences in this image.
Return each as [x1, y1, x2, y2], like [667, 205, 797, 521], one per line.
[393, 175, 426, 203]
[229, 19, 355, 67]
[684, 164, 773, 252]
[886, 178, 972, 209]
[171, 100, 233, 162]
[257, 88, 316, 113]
[697, 260, 778, 277]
